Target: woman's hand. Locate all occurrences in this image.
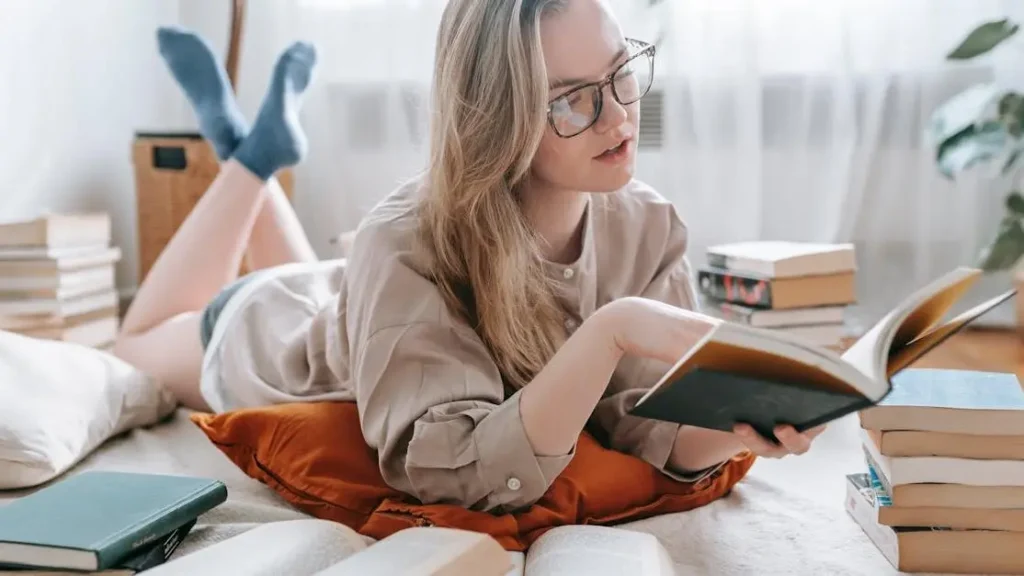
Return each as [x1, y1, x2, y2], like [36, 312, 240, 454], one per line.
[733, 423, 827, 458]
[599, 296, 721, 365]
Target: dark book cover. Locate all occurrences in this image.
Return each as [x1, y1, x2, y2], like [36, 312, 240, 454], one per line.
[697, 267, 774, 308]
[116, 518, 195, 572]
[629, 367, 873, 442]
[0, 472, 226, 571]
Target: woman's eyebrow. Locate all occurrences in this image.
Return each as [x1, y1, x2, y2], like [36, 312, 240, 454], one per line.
[548, 45, 628, 91]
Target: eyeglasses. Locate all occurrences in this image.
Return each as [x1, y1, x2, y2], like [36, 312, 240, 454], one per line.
[546, 38, 655, 139]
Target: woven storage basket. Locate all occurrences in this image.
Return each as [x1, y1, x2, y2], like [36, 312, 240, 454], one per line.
[131, 132, 294, 282]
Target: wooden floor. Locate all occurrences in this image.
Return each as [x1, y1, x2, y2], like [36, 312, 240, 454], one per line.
[909, 328, 1024, 381]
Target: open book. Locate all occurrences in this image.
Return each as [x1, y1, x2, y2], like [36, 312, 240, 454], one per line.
[141, 519, 674, 575]
[628, 267, 1016, 441]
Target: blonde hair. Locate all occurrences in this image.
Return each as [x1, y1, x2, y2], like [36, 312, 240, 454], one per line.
[419, 0, 567, 389]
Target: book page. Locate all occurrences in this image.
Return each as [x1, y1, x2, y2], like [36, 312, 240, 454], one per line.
[316, 527, 510, 575]
[524, 526, 672, 576]
[841, 267, 982, 387]
[506, 552, 526, 576]
[145, 519, 367, 576]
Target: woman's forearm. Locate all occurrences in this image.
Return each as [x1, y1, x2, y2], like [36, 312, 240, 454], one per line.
[668, 426, 748, 473]
[519, 304, 624, 456]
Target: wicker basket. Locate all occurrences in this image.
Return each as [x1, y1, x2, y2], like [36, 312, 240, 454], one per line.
[131, 132, 294, 282]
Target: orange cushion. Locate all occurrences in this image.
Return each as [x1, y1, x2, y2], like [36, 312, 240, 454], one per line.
[191, 402, 755, 551]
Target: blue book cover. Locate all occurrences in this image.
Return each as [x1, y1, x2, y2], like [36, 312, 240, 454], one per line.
[0, 471, 226, 571]
[879, 368, 1024, 411]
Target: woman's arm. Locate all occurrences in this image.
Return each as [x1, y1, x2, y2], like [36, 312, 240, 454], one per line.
[520, 297, 716, 457]
[669, 420, 828, 474]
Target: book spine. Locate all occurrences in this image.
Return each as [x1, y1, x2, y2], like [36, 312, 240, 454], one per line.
[94, 483, 227, 569]
[697, 268, 773, 308]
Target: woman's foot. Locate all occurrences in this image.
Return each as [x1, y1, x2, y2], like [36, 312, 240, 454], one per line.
[156, 26, 249, 160]
[230, 42, 318, 181]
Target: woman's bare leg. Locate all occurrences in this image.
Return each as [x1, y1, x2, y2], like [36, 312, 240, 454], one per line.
[244, 176, 318, 271]
[116, 28, 318, 410]
[116, 162, 265, 410]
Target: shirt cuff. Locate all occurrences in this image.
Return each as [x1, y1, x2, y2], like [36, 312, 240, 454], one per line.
[473, 388, 575, 511]
[641, 420, 727, 484]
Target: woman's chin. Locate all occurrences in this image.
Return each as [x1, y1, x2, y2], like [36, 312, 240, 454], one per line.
[586, 165, 636, 193]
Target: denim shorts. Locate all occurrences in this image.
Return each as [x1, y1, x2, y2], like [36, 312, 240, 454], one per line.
[199, 271, 265, 350]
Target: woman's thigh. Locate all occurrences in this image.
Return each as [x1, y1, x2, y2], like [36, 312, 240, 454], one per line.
[113, 311, 209, 412]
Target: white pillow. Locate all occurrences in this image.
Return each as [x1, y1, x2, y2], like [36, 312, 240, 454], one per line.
[0, 330, 177, 489]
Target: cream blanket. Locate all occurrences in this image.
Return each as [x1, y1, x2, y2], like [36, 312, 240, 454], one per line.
[0, 409, 918, 575]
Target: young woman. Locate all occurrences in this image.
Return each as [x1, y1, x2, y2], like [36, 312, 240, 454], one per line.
[117, 0, 825, 514]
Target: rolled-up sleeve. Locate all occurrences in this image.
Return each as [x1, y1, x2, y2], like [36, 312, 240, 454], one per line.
[592, 201, 725, 484]
[355, 323, 572, 512]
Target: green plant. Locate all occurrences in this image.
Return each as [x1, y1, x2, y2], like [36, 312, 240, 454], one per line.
[929, 19, 1024, 271]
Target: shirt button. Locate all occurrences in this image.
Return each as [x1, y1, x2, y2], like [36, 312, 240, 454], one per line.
[507, 477, 522, 491]
[563, 267, 575, 280]
[565, 319, 577, 332]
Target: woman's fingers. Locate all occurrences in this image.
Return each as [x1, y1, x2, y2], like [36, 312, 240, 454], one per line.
[733, 424, 789, 458]
[774, 425, 811, 455]
[733, 423, 826, 458]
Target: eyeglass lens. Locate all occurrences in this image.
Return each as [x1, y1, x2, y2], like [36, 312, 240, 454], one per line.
[549, 47, 654, 137]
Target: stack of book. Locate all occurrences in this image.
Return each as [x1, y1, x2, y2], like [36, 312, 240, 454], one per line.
[847, 367, 1024, 575]
[696, 240, 857, 349]
[0, 213, 121, 351]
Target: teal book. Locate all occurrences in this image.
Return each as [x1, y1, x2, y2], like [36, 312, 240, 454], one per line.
[859, 368, 1024, 435]
[0, 471, 226, 571]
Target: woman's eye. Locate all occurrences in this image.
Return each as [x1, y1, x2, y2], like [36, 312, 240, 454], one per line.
[566, 92, 584, 107]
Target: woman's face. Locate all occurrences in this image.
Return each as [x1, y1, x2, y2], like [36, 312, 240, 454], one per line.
[532, 0, 646, 194]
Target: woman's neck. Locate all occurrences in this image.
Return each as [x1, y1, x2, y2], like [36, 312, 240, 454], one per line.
[519, 180, 589, 265]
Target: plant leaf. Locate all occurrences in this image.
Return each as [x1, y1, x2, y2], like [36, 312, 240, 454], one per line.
[948, 19, 1020, 60]
[936, 121, 1008, 179]
[1008, 191, 1024, 215]
[999, 92, 1024, 137]
[927, 83, 1000, 147]
[1002, 147, 1022, 175]
[978, 213, 1024, 271]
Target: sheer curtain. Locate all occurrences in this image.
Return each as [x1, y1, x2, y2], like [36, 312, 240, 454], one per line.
[183, 0, 1024, 326]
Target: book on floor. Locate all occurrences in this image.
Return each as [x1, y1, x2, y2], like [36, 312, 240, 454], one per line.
[628, 266, 1015, 441]
[133, 518, 674, 576]
[696, 266, 856, 309]
[862, 463, 1024, 531]
[0, 471, 226, 572]
[0, 214, 110, 250]
[705, 240, 856, 278]
[844, 472, 1024, 574]
[861, 426, 1024, 488]
[858, 368, 1024, 435]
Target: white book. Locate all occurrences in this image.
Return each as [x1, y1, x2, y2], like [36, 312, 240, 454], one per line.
[0, 290, 118, 319]
[0, 244, 112, 261]
[0, 213, 110, 249]
[143, 519, 674, 576]
[706, 240, 856, 277]
[862, 428, 1024, 487]
[0, 266, 115, 296]
[0, 247, 121, 276]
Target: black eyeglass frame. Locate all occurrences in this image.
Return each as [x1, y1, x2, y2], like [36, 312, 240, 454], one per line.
[545, 38, 656, 139]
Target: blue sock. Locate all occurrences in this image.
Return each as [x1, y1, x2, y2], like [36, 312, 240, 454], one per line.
[231, 42, 317, 181]
[156, 26, 249, 160]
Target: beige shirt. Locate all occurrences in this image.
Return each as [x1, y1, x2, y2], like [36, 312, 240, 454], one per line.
[199, 177, 714, 514]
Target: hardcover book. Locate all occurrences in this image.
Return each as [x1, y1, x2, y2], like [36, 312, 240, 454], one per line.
[0, 472, 226, 571]
[629, 267, 1015, 441]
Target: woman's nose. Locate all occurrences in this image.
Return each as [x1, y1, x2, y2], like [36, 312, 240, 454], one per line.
[593, 83, 629, 133]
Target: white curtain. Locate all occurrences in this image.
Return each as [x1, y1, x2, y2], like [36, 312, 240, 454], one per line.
[183, 0, 1024, 327]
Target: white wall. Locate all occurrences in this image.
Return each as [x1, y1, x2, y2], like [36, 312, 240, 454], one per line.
[0, 0, 184, 294]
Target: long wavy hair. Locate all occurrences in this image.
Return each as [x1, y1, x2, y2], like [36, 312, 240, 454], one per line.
[418, 0, 568, 389]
